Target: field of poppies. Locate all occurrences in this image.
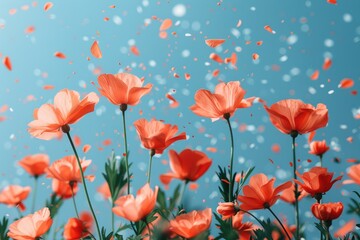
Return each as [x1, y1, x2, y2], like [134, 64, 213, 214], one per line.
[0, 1, 360, 240]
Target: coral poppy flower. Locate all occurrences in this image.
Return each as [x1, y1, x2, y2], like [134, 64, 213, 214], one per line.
[334, 219, 356, 238]
[232, 212, 257, 239]
[46, 155, 94, 184]
[18, 153, 50, 177]
[216, 202, 237, 220]
[309, 140, 330, 157]
[237, 173, 292, 210]
[264, 99, 328, 135]
[311, 202, 343, 221]
[52, 179, 78, 199]
[0, 185, 31, 211]
[169, 208, 212, 239]
[343, 163, 360, 185]
[190, 81, 255, 122]
[294, 167, 342, 197]
[97, 72, 152, 106]
[79, 211, 93, 232]
[63, 218, 89, 240]
[28, 89, 99, 140]
[7, 207, 53, 239]
[280, 184, 308, 204]
[113, 183, 158, 222]
[133, 119, 186, 154]
[160, 149, 212, 185]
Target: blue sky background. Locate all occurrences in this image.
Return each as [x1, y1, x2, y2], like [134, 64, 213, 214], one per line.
[0, 0, 359, 239]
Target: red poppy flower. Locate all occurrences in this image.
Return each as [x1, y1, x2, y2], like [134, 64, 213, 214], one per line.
[190, 81, 255, 121]
[63, 218, 89, 240]
[18, 153, 50, 177]
[216, 202, 237, 220]
[232, 212, 257, 239]
[311, 202, 343, 221]
[279, 184, 308, 204]
[294, 167, 342, 197]
[28, 89, 99, 140]
[133, 119, 186, 154]
[237, 173, 292, 210]
[97, 72, 152, 106]
[52, 179, 78, 199]
[309, 140, 330, 156]
[160, 149, 212, 185]
[264, 99, 328, 135]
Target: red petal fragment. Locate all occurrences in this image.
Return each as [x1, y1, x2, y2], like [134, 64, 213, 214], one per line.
[184, 73, 191, 80]
[323, 58, 332, 70]
[209, 53, 223, 63]
[43, 85, 54, 90]
[264, 25, 275, 34]
[327, 0, 337, 4]
[83, 144, 91, 153]
[103, 139, 112, 146]
[3, 56, 12, 71]
[130, 45, 140, 56]
[25, 26, 35, 34]
[44, 2, 53, 11]
[310, 70, 319, 80]
[90, 41, 102, 59]
[252, 53, 259, 60]
[54, 51, 66, 59]
[338, 78, 354, 88]
[205, 39, 225, 48]
[165, 93, 179, 108]
[159, 19, 172, 31]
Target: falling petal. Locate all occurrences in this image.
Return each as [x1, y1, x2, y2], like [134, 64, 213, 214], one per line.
[205, 39, 225, 48]
[327, 0, 337, 4]
[44, 2, 53, 11]
[3, 56, 12, 71]
[185, 73, 191, 80]
[83, 144, 91, 153]
[43, 85, 54, 90]
[310, 70, 319, 80]
[160, 18, 172, 31]
[323, 58, 332, 70]
[252, 53, 259, 60]
[264, 25, 276, 34]
[338, 78, 354, 88]
[209, 53, 223, 63]
[90, 41, 102, 59]
[130, 45, 140, 56]
[54, 52, 66, 59]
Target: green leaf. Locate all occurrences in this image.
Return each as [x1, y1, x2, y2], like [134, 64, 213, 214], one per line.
[0, 216, 10, 240]
[213, 212, 238, 240]
[156, 187, 167, 210]
[169, 184, 181, 211]
[45, 193, 64, 219]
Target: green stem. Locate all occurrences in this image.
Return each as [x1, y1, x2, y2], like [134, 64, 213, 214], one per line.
[225, 117, 234, 202]
[291, 134, 300, 239]
[319, 154, 323, 167]
[240, 209, 269, 234]
[316, 198, 323, 240]
[112, 201, 115, 235]
[65, 131, 102, 240]
[147, 150, 155, 184]
[121, 106, 131, 195]
[267, 207, 292, 240]
[176, 180, 189, 208]
[70, 183, 79, 219]
[31, 176, 38, 213]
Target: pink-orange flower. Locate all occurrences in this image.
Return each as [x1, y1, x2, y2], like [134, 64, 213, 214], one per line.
[63, 218, 89, 240]
[113, 183, 158, 222]
[216, 202, 237, 220]
[280, 184, 308, 204]
[160, 149, 212, 185]
[264, 99, 328, 135]
[294, 167, 342, 197]
[237, 173, 292, 210]
[343, 163, 360, 185]
[190, 81, 255, 121]
[97, 182, 127, 200]
[7, 207, 53, 239]
[18, 153, 50, 177]
[46, 155, 94, 183]
[97, 72, 152, 106]
[133, 119, 186, 154]
[52, 179, 78, 199]
[0, 185, 31, 211]
[169, 208, 212, 239]
[28, 89, 99, 140]
[232, 212, 257, 239]
[309, 140, 330, 157]
[311, 202, 343, 221]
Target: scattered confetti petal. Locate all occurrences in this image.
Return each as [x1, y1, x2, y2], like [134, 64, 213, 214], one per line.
[90, 41, 102, 59]
[205, 39, 225, 48]
[338, 78, 354, 88]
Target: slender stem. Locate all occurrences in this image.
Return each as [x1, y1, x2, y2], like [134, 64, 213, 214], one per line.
[111, 201, 115, 235]
[51, 216, 57, 240]
[324, 223, 330, 240]
[319, 154, 323, 167]
[70, 183, 79, 218]
[239, 209, 267, 231]
[291, 135, 300, 239]
[225, 117, 234, 202]
[31, 176, 38, 213]
[316, 198, 323, 240]
[267, 207, 292, 240]
[147, 150, 155, 184]
[121, 106, 131, 194]
[176, 180, 188, 208]
[65, 131, 102, 240]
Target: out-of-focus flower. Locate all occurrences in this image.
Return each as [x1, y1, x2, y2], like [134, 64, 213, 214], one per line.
[97, 72, 152, 106]
[8, 207, 52, 239]
[52, 179, 78, 199]
[97, 182, 127, 201]
[280, 184, 308, 204]
[160, 149, 212, 185]
[264, 99, 328, 135]
[309, 140, 330, 157]
[334, 219, 356, 238]
[216, 202, 237, 220]
[169, 208, 212, 239]
[18, 154, 50, 177]
[311, 202, 343, 221]
[237, 173, 292, 210]
[79, 211, 93, 232]
[113, 183, 158, 222]
[63, 218, 88, 240]
[294, 167, 342, 197]
[343, 163, 360, 185]
[133, 119, 186, 154]
[0, 185, 31, 211]
[232, 212, 257, 239]
[28, 89, 99, 140]
[46, 155, 94, 183]
[190, 81, 255, 122]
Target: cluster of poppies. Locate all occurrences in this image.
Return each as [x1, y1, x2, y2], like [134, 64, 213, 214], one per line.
[0, 73, 359, 239]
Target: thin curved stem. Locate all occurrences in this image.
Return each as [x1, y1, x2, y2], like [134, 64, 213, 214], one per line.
[319, 154, 323, 167]
[111, 201, 115, 235]
[267, 207, 292, 240]
[66, 132, 102, 240]
[70, 183, 79, 219]
[292, 136, 300, 239]
[239, 209, 267, 232]
[226, 117, 235, 202]
[31, 176, 38, 213]
[147, 152, 154, 184]
[121, 108, 131, 194]
[176, 180, 188, 208]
